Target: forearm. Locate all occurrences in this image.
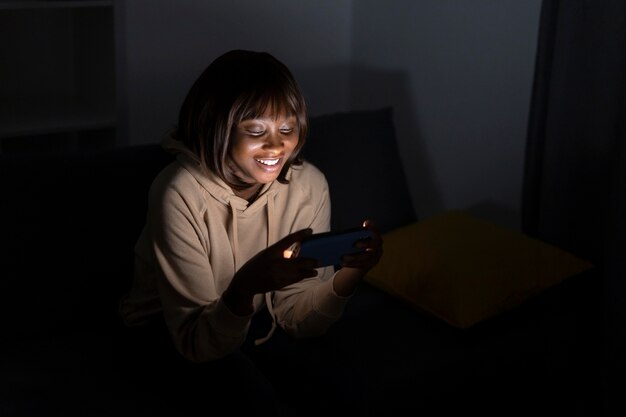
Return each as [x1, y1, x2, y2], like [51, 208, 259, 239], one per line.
[332, 267, 366, 297]
[222, 284, 256, 316]
[273, 273, 349, 337]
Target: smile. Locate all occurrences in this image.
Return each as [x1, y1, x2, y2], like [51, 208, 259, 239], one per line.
[255, 158, 280, 166]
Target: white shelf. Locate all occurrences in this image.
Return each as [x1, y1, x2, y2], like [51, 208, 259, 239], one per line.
[0, 106, 115, 139]
[0, 2, 116, 152]
[0, 1, 112, 10]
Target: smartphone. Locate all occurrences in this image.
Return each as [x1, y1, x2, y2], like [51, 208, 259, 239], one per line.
[290, 227, 374, 267]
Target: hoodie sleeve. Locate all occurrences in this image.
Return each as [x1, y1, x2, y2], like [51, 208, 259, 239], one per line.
[150, 179, 251, 363]
[271, 169, 352, 338]
[272, 272, 351, 338]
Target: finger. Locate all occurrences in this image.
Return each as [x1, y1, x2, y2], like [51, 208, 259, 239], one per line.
[295, 257, 321, 269]
[354, 237, 381, 250]
[276, 270, 318, 290]
[363, 220, 384, 248]
[299, 269, 319, 279]
[358, 235, 383, 249]
[341, 246, 382, 265]
[272, 228, 313, 253]
[295, 266, 319, 279]
[275, 256, 320, 272]
[273, 262, 319, 287]
[342, 251, 373, 263]
[362, 219, 381, 238]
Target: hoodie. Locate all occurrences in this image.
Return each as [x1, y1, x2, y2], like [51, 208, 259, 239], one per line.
[119, 134, 350, 363]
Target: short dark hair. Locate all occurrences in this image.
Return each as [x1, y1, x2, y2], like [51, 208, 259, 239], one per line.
[176, 49, 308, 186]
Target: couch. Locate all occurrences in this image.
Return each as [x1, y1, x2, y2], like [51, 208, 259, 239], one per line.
[0, 107, 601, 416]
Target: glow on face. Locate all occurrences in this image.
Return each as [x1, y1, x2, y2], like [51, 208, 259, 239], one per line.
[229, 113, 299, 186]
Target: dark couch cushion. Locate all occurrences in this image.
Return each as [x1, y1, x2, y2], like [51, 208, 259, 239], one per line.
[0, 110, 602, 417]
[304, 107, 416, 234]
[0, 144, 173, 337]
[0, 107, 414, 337]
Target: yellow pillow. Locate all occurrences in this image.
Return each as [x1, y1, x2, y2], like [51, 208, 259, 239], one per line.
[365, 210, 593, 328]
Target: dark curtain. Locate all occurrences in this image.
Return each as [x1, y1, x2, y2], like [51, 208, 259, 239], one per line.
[522, 0, 625, 413]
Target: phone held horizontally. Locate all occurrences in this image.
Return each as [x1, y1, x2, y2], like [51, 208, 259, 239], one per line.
[287, 227, 374, 267]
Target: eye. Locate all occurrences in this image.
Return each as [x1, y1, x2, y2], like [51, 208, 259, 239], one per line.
[280, 128, 295, 134]
[245, 129, 265, 137]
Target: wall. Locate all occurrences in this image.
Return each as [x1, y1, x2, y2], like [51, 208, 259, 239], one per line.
[117, 0, 542, 229]
[117, 0, 352, 146]
[351, 0, 542, 228]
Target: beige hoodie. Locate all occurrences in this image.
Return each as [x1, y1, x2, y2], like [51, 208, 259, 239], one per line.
[119, 134, 350, 362]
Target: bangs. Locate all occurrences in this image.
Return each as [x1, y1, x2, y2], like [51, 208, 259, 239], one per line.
[224, 50, 308, 131]
[235, 87, 303, 123]
[179, 50, 309, 187]
[223, 77, 308, 186]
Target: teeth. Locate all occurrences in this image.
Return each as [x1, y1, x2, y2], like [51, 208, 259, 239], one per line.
[256, 158, 279, 166]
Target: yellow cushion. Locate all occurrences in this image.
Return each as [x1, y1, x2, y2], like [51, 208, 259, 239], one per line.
[365, 210, 593, 328]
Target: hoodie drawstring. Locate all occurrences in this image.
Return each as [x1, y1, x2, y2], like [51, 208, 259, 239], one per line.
[228, 203, 240, 270]
[255, 194, 277, 346]
[168, 135, 282, 347]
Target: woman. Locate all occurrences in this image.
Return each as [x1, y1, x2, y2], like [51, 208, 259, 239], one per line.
[118, 49, 382, 414]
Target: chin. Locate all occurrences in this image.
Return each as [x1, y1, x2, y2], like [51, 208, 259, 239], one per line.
[258, 175, 279, 184]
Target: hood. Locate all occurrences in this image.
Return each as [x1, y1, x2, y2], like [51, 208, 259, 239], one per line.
[161, 131, 280, 345]
[161, 132, 277, 210]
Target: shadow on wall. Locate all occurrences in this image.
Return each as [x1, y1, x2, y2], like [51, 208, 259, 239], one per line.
[349, 66, 443, 219]
[464, 200, 521, 230]
[290, 65, 352, 119]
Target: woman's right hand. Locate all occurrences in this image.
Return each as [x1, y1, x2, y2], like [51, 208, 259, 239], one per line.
[222, 228, 320, 315]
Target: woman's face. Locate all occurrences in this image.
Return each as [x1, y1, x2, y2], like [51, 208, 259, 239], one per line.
[229, 112, 299, 188]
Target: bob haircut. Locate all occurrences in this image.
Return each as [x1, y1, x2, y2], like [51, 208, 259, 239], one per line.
[176, 49, 308, 188]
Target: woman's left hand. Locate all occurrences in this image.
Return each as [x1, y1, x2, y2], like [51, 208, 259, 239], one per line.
[339, 219, 383, 271]
[332, 219, 383, 297]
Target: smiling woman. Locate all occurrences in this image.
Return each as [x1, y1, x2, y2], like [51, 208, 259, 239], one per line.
[175, 50, 310, 192]
[117, 49, 383, 414]
[229, 113, 299, 201]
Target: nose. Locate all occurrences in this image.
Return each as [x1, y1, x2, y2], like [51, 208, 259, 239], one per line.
[263, 131, 283, 150]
